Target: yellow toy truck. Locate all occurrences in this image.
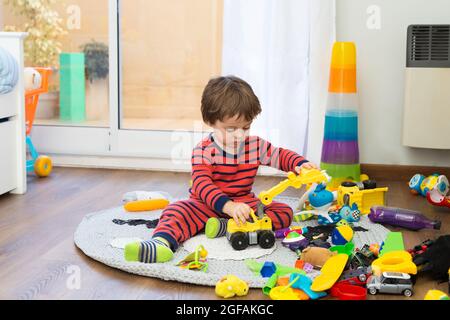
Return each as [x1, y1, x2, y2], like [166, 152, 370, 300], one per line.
[337, 182, 388, 214]
[226, 209, 275, 250]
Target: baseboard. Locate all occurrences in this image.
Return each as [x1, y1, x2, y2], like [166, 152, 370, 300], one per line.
[361, 164, 450, 182]
[49, 154, 450, 181]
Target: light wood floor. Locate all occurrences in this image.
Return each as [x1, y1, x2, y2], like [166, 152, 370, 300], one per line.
[0, 168, 448, 300]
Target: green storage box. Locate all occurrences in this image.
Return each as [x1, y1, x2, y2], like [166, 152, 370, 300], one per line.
[59, 53, 86, 121]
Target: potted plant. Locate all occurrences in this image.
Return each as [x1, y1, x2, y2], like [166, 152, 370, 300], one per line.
[3, 0, 66, 120]
[80, 40, 109, 122]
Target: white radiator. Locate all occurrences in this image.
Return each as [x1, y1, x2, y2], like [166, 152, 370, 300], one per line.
[402, 25, 450, 150]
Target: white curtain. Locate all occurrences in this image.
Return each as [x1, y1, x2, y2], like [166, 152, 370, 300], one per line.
[222, 0, 335, 163]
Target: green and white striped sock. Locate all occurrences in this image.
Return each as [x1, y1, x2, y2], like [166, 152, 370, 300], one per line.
[205, 217, 228, 238]
[124, 237, 173, 263]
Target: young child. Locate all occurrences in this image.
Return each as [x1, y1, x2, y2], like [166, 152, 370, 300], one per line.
[125, 75, 318, 263]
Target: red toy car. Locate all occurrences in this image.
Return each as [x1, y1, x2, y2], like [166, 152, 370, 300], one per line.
[337, 267, 371, 286]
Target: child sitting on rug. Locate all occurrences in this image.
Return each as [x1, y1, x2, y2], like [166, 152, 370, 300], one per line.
[124, 75, 318, 263]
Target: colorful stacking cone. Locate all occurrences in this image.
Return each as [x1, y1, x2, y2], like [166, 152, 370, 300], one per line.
[321, 42, 361, 189]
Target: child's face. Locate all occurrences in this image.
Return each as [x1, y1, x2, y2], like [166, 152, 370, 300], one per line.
[210, 115, 252, 149]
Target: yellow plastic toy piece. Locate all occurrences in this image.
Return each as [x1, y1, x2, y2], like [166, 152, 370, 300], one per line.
[227, 209, 272, 234]
[259, 169, 331, 206]
[311, 254, 348, 292]
[124, 199, 169, 212]
[215, 275, 249, 299]
[269, 275, 302, 300]
[371, 250, 417, 276]
[337, 184, 388, 214]
[34, 155, 53, 177]
[424, 290, 450, 300]
[177, 245, 208, 271]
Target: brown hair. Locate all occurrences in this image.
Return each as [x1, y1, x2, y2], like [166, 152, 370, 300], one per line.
[201, 75, 261, 125]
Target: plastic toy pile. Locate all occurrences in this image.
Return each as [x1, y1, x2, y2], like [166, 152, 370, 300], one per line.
[211, 169, 449, 300]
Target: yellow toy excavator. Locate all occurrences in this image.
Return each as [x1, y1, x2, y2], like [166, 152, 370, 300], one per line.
[226, 169, 331, 250]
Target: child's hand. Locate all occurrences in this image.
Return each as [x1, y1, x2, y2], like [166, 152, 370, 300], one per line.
[223, 201, 252, 226]
[295, 162, 320, 174]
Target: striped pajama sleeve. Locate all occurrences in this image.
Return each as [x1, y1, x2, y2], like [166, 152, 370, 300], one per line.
[258, 137, 309, 172]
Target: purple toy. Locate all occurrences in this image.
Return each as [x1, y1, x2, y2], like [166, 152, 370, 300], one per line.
[369, 206, 441, 231]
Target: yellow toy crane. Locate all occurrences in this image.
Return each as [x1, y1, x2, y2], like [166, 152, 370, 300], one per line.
[226, 169, 331, 250]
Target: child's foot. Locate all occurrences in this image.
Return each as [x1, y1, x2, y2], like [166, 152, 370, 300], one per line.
[205, 217, 228, 238]
[124, 237, 173, 263]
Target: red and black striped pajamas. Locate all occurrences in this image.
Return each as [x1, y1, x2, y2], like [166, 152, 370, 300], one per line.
[152, 134, 309, 250]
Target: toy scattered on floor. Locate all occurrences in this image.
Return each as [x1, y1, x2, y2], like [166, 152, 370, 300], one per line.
[338, 194, 361, 223]
[371, 250, 417, 276]
[122, 191, 170, 212]
[379, 232, 405, 256]
[367, 272, 414, 297]
[369, 206, 441, 231]
[281, 232, 310, 251]
[311, 254, 348, 292]
[424, 290, 449, 300]
[426, 175, 450, 209]
[112, 218, 159, 229]
[348, 244, 377, 269]
[274, 226, 308, 239]
[330, 241, 355, 257]
[409, 173, 448, 197]
[330, 283, 367, 300]
[176, 245, 208, 272]
[269, 275, 307, 300]
[299, 183, 337, 223]
[331, 225, 354, 245]
[369, 244, 380, 257]
[275, 277, 310, 300]
[337, 182, 388, 215]
[226, 209, 275, 250]
[337, 266, 371, 286]
[295, 260, 314, 273]
[300, 247, 337, 268]
[407, 239, 434, 258]
[413, 235, 450, 282]
[215, 275, 249, 299]
[289, 274, 327, 300]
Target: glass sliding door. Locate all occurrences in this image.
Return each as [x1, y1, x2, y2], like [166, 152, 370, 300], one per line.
[119, 0, 222, 132]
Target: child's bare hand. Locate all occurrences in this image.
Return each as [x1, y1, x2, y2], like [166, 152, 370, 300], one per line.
[223, 201, 252, 226]
[295, 162, 319, 174]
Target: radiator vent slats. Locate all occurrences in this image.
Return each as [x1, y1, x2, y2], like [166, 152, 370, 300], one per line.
[407, 25, 450, 67]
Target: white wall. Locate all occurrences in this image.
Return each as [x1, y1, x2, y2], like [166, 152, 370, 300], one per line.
[336, 0, 450, 166]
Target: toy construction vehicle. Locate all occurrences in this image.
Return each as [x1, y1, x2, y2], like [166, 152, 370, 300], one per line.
[226, 209, 275, 250]
[337, 181, 388, 214]
[226, 169, 331, 251]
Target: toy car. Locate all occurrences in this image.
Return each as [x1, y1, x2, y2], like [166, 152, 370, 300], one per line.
[226, 210, 275, 250]
[338, 266, 371, 286]
[349, 245, 377, 269]
[366, 272, 414, 297]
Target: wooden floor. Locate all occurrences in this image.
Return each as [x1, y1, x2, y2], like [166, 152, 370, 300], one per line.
[0, 167, 448, 300]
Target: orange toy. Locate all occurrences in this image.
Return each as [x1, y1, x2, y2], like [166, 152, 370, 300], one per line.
[25, 67, 53, 177]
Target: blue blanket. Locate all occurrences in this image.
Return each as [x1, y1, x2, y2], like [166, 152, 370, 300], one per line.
[0, 46, 19, 95]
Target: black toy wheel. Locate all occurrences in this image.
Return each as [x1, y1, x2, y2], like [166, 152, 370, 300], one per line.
[258, 231, 275, 249]
[362, 180, 377, 190]
[403, 289, 413, 297]
[341, 181, 357, 187]
[230, 232, 249, 250]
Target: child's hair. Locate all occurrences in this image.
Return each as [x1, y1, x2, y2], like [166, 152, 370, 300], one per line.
[201, 75, 261, 125]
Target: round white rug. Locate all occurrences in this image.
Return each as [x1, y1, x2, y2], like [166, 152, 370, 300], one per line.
[74, 197, 390, 288]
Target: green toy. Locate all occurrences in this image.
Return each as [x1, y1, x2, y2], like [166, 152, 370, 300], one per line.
[379, 232, 405, 257]
[246, 260, 306, 296]
[330, 241, 355, 257]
